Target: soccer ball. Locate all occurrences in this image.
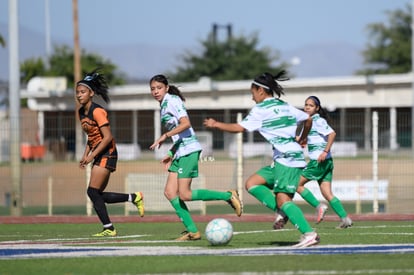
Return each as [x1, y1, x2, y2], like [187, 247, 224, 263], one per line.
[205, 218, 233, 246]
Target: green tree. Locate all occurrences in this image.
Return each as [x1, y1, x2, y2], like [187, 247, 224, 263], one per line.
[170, 31, 289, 82]
[20, 57, 46, 83]
[0, 34, 5, 47]
[358, 4, 411, 75]
[20, 45, 126, 86]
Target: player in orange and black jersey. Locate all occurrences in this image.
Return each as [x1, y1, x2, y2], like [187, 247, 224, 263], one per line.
[79, 102, 117, 172]
[76, 69, 144, 237]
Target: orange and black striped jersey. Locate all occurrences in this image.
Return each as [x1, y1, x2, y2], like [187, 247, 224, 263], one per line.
[78, 102, 116, 152]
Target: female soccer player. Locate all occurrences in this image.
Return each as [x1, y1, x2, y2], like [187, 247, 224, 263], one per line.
[76, 69, 144, 237]
[149, 74, 243, 241]
[204, 71, 320, 247]
[296, 95, 353, 228]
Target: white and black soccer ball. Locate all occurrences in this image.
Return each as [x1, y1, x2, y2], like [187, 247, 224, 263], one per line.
[205, 218, 233, 246]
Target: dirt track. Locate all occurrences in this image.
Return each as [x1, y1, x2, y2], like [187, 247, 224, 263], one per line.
[1, 213, 414, 224]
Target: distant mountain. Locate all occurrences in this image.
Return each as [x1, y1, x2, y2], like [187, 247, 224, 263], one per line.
[0, 23, 49, 81]
[0, 22, 364, 82]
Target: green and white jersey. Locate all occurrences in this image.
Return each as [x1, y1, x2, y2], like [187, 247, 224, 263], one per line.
[307, 114, 334, 160]
[160, 93, 202, 158]
[239, 98, 308, 167]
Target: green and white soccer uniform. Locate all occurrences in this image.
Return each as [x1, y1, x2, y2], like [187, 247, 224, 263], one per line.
[239, 98, 308, 168]
[302, 114, 335, 183]
[306, 114, 333, 160]
[160, 93, 202, 158]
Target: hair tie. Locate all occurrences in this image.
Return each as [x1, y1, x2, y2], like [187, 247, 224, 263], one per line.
[252, 81, 269, 90]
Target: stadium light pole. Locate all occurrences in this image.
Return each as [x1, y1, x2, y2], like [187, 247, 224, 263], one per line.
[44, 0, 51, 69]
[412, 0, 414, 156]
[72, 0, 82, 160]
[9, 0, 22, 216]
[72, 0, 92, 216]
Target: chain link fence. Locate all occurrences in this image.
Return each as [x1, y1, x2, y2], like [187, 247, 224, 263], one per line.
[0, 107, 413, 215]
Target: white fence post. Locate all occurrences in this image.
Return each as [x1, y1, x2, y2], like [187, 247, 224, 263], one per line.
[86, 163, 92, 216]
[47, 176, 52, 216]
[372, 111, 379, 214]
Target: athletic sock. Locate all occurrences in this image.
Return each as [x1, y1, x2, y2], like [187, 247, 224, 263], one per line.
[170, 197, 198, 233]
[281, 201, 313, 234]
[103, 223, 115, 231]
[87, 187, 111, 226]
[102, 192, 129, 204]
[299, 187, 320, 208]
[247, 185, 277, 211]
[191, 189, 231, 201]
[329, 196, 348, 219]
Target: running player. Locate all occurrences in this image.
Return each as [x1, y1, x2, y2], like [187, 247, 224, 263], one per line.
[149, 74, 243, 241]
[76, 69, 144, 237]
[296, 95, 353, 228]
[204, 71, 320, 247]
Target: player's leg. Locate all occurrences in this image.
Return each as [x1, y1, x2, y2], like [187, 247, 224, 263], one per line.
[320, 181, 352, 228]
[164, 172, 200, 240]
[87, 165, 116, 236]
[177, 152, 242, 216]
[298, 160, 329, 223]
[102, 191, 144, 217]
[277, 193, 320, 248]
[273, 163, 319, 247]
[246, 166, 277, 211]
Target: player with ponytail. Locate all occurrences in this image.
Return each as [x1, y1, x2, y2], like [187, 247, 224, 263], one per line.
[204, 71, 320, 247]
[76, 69, 144, 237]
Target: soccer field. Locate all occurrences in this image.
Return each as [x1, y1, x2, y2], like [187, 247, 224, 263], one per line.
[1, 219, 413, 275]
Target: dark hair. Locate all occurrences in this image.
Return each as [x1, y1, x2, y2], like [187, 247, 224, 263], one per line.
[149, 74, 185, 101]
[251, 70, 289, 98]
[306, 95, 330, 120]
[77, 68, 110, 103]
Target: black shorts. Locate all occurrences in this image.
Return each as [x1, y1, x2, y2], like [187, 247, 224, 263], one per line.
[93, 147, 118, 172]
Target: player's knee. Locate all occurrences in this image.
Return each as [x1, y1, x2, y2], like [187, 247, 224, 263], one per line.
[296, 186, 305, 194]
[87, 187, 101, 201]
[178, 193, 192, 201]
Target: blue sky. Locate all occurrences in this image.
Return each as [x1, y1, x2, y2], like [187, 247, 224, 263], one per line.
[1, 0, 410, 50]
[0, 0, 411, 80]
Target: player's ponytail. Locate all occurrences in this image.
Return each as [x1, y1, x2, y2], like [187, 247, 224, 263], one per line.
[252, 70, 289, 98]
[77, 68, 110, 103]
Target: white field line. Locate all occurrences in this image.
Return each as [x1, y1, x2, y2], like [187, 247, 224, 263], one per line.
[1, 223, 413, 246]
[355, 225, 414, 229]
[162, 270, 414, 275]
[359, 232, 414, 235]
[1, 243, 414, 259]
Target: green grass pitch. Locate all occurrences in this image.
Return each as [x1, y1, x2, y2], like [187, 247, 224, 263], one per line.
[1, 220, 414, 274]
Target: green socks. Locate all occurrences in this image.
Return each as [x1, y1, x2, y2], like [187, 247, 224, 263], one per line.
[248, 185, 277, 211]
[281, 201, 313, 234]
[301, 188, 348, 219]
[191, 189, 231, 201]
[170, 197, 198, 233]
[329, 196, 348, 219]
[299, 187, 320, 208]
[170, 189, 237, 234]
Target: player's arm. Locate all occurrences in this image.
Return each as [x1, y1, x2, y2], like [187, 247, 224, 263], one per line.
[297, 116, 312, 146]
[203, 118, 245, 133]
[150, 116, 191, 150]
[318, 130, 336, 162]
[324, 130, 336, 153]
[90, 125, 113, 158]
